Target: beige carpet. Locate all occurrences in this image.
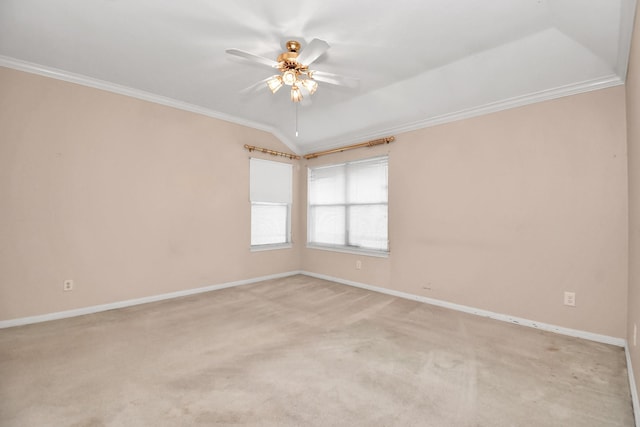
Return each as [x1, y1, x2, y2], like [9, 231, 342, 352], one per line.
[0, 274, 634, 426]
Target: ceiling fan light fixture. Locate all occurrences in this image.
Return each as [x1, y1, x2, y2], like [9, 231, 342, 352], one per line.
[290, 85, 303, 102]
[283, 70, 297, 86]
[267, 75, 284, 93]
[228, 38, 351, 106]
[300, 78, 318, 95]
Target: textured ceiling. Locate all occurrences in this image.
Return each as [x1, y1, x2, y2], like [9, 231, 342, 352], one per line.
[0, 0, 636, 154]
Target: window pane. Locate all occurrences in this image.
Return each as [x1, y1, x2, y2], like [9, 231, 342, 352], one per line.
[307, 156, 388, 253]
[309, 164, 346, 205]
[251, 204, 288, 245]
[309, 206, 345, 245]
[349, 205, 388, 251]
[348, 160, 388, 204]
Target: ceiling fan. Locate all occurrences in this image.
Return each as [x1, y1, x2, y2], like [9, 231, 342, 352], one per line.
[226, 39, 357, 103]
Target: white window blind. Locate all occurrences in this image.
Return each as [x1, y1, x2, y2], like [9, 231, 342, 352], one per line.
[250, 158, 292, 247]
[250, 158, 292, 204]
[308, 156, 388, 253]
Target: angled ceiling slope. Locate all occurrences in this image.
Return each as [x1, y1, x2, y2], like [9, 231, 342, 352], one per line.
[0, 0, 636, 154]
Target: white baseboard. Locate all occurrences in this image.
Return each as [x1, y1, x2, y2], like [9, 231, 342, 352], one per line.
[305, 272, 640, 417]
[626, 342, 640, 427]
[0, 270, 302, 329]
[301, 271, 626, 347]
[304, 270, 636, 423]
[4, 269, 626, 347]
[2, 269, 636, 422]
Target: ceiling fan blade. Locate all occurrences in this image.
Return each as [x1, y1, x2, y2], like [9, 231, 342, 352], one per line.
[311, 70, 359, 88]
[225, 48, 279, 68]
[239, 77, 271, 95]
[296, 38, 330, 66]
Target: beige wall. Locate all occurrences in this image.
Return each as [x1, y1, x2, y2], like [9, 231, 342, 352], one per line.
[627, 0, 640, 402]
[302, 86, 629, 339]
[0, 65, 630, 343]
[0, 67, 301, 320]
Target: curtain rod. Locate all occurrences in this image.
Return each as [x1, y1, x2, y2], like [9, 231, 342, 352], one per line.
[244, 144, 300, 160]
[303, 136, 395, 159]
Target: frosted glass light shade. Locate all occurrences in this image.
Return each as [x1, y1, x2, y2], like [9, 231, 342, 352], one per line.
[267, 75, 284, 93]
[290, 85, 303, 102]
[300, 78, 318, 95]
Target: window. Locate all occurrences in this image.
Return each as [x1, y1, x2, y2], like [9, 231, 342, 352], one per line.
[307, 156, 388, 254]
[250, 158, 292, 248]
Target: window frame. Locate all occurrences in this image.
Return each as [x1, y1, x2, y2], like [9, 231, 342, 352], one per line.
[250, 201, 292, 250]
[249, 158, 293, 251]
[307, 156, 389, 257]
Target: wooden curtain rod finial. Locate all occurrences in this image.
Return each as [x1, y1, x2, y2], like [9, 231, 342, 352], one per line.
[243, 144, 300, 160]
[303, 136, 395, 159]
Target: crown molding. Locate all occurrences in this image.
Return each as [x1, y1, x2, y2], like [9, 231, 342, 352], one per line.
[0, 55, 622, 158]
[0, 55, 303, 155]
[303, 74, 624, 155]
[617, 0, 638, 80]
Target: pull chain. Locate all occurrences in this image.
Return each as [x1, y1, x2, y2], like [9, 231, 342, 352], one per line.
[295, 102, 299, 137]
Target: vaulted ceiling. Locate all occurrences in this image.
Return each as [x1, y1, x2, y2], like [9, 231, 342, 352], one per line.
[0, 0, 636, 154]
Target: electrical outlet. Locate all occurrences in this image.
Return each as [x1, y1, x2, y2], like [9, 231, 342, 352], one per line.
[355, 260, 362, 270]
[563, 291, 575, 307]
[63, 279, 74, 291]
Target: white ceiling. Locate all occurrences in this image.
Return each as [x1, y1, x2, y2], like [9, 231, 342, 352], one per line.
[0, 0, 636, 155]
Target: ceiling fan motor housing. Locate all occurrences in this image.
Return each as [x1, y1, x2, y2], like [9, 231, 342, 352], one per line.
[285, 40, 301, 52]
[277, 41, 308, 73]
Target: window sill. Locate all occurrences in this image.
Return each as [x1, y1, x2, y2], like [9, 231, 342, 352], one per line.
[306, 244, 389, 258]
[250, 243, 293, 252]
